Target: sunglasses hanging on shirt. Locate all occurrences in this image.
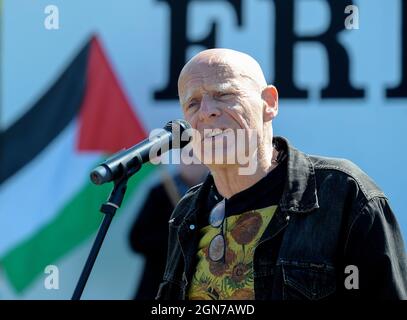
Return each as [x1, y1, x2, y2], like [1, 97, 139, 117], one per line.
[208, 199, 226, 262]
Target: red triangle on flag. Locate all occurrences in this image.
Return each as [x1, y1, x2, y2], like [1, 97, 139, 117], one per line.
[77, 35, 146, 153]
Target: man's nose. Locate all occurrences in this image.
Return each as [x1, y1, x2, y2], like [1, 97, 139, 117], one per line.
[198, 95, 221, 121]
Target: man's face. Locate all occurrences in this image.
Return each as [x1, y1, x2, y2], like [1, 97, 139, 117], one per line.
[178, 60, 265, 166]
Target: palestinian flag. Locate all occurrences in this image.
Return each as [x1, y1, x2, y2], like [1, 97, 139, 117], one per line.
[0, 35, 155, 293]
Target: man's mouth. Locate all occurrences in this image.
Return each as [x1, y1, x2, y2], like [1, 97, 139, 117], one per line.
[204, 128, 233, 139]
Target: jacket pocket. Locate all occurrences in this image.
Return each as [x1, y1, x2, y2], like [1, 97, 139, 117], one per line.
[281, 261, 336, 300]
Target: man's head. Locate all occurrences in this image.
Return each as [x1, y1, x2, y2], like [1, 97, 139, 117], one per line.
[178, 48, 278, 172]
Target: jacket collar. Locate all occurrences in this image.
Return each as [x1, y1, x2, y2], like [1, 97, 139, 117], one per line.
[274, 136, 319, 213]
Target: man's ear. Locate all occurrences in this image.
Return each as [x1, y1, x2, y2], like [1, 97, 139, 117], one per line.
[261, 85, 278, 122]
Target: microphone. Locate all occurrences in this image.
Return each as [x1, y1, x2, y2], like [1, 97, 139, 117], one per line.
[90, 119, 192, 185]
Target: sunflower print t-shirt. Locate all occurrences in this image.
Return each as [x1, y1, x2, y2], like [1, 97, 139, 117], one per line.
[187, 205, 278, 300]
[187, 150, 287, 300]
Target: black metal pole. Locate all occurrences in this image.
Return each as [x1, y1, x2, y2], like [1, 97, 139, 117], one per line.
[71, 213, 114, 300]
[71, 176, 129, 300]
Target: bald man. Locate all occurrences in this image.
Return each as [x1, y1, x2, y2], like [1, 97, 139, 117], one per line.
[156, 49, 407, 300]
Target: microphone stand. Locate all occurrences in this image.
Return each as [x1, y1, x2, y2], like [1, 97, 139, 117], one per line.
[71, 163, 141, 300]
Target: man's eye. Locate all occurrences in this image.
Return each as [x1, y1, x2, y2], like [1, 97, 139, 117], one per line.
[187, 102, 198, 110]
[217, 92, 233, 98]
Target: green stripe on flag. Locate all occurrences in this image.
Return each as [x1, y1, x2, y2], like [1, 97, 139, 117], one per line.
[0, 163, 156, 293]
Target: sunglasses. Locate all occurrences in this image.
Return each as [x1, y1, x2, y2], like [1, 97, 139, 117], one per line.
[208, 199, 227, 263]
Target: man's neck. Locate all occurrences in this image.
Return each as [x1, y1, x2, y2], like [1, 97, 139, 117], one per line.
[209, 148, 279, 199]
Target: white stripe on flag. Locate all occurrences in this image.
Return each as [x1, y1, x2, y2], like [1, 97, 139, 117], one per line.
[0, 120, 101, 255]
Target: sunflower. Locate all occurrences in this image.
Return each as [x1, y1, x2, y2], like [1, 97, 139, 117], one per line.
[231, 211, 263, 245]
[231, 263, 249, 283]
[207, 248, 236, 276]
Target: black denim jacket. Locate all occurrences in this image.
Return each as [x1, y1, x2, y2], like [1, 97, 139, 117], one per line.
[156, 136, 407, 300]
